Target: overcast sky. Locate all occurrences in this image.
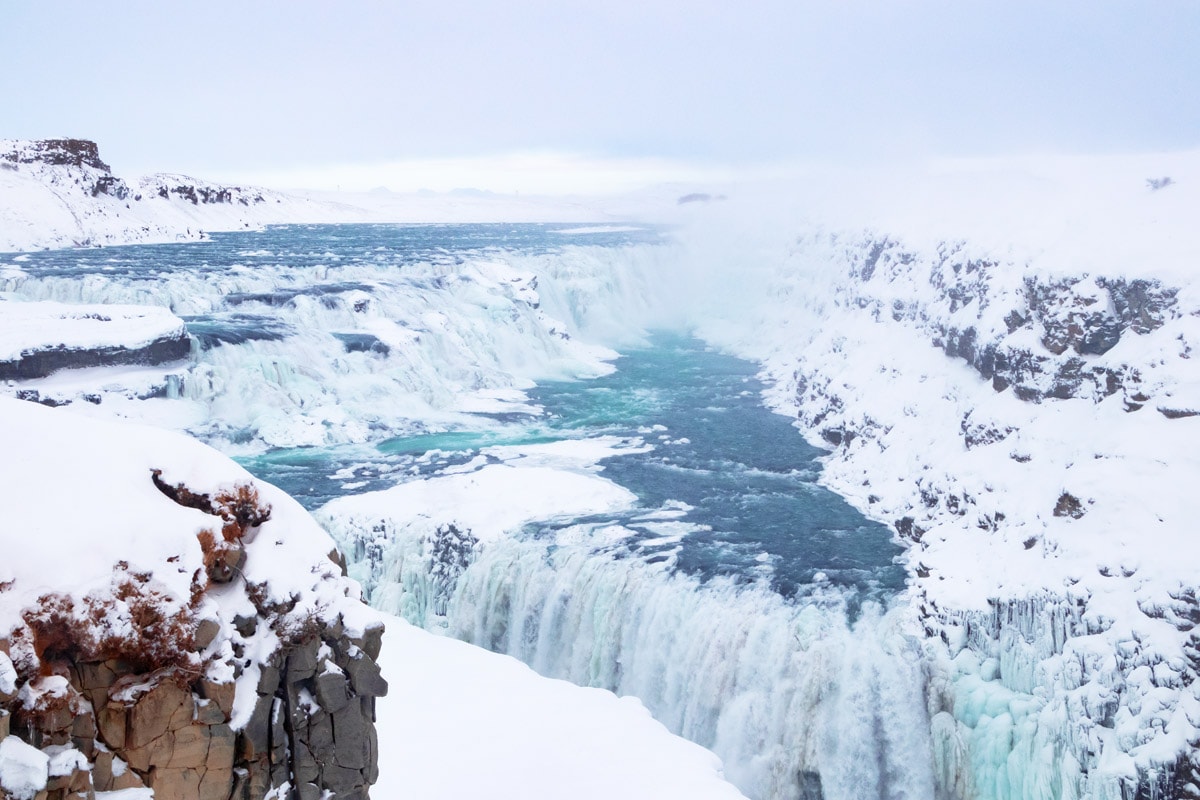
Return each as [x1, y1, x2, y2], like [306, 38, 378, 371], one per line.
[3, 1, 1198, 191]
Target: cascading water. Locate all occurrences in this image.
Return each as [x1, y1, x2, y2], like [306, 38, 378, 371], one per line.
[0, 224, 670, 448]
[444, 544, 933, 800]
[4, 223, 940, 800]
[318, 333, 936, 800]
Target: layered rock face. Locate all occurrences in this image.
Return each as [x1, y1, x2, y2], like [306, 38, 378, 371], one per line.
[0, 334, 191, 383]
[0, 300, 192, 408]
[0, 398, 387, 800]
[145, 175, 267, 207]
[827, 235, 1187, 409]
[0, 616, 385, 800]
[0, 139, 110, 172]
[0, 139, 348, 253]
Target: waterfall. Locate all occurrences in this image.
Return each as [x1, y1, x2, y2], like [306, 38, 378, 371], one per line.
[327, 510, 936, 800]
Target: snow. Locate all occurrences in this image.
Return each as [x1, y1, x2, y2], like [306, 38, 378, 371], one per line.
[17, 676, 70, 711]
[3, 140, 1200, 796]
[0, 297, 185, 360]
[320, 456, 638, 545]
[0, 653, 16, 697]
[0, 395, 363, 730]
[0, 396, 339, 615]
[450, 387, 543, 416]
[0, 737, 49, 800]
[372, 611, 747, 800]
[94, 790, 153, 800]
[44, 745, 88, 777]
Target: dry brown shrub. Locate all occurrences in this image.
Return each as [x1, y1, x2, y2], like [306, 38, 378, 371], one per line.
[189, 567, 209, 605]
[82, 577, 199, 674]
[151, 471, 272, 541]
[24, 594, 77, 674]
[18, 575, 200, 680]
[272, 605, 327, 646]
[150, 468, 214, 514]
[213, 483, 272, 539]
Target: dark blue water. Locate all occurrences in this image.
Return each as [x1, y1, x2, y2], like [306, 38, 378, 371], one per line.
[3, 222, 666, 278]
[529, 334, 905, 598]
[240, 331, 905, 601]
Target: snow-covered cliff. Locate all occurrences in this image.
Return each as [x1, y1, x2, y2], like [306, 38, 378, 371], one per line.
[666, 157, 1200, 799]
[0, 396, 387, 800]
[0, 138, 366, 252]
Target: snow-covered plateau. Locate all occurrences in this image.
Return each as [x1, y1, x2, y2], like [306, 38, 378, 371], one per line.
[2, 138, 1200, 800]
[0, 138, 651, 254]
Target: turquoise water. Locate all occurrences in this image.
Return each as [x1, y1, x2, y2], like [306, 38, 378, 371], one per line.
[531, 334, 905, 598]
[242, 331, 905, 600]
[6, 222, 903, 600]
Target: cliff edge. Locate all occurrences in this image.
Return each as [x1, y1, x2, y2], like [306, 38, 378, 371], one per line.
[0, 139, 355, 253]
[0, 397, 386, 800]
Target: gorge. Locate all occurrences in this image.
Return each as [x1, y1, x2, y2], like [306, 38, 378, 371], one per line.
[1, 140, 1199, 800]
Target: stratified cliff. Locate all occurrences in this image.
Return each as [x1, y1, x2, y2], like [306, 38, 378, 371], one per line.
[0, 398, 386, 800]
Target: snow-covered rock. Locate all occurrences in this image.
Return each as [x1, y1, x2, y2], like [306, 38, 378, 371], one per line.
[0, 138, 359, 253]
[0, 396, 387, 799]
[0, 298, 189, 391]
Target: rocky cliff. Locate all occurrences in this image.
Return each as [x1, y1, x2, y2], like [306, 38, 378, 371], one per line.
[1, 140, 110, 172]
[0, 398, 386, 800]
[0, 139, 354, 253]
